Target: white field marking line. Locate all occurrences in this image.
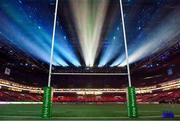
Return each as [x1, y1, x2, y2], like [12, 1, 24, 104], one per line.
[0, 120, 177, 121]
[113, 110, 161, 113]
[0, 116, 127, 119]
[0, 115, 40, 118]
[139, 115, 180, 118]
[0, 115, 180, 118]
[17, 111, 40, 113]
[52, 115, 178, 118]
[0, 120, 172, 121]
[0, 102, 42, 104]
[12, 110, 161, 113]
[43, 115, 180, 119]
[0, 116, 163, 118]
[0, 110, 175, 113]
[139, 111, 161, 113]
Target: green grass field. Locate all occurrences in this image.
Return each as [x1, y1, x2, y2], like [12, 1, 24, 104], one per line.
[0, 104, 180, 120]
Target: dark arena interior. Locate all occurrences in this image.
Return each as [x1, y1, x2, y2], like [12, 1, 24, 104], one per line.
[0, 0, 180, 120]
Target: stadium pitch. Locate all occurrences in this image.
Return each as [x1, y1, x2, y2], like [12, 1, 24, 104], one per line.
[0, 104, 180, 120]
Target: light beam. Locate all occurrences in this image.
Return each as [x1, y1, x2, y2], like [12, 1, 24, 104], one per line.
[111, 5, 180, 67]
[0, 1, 80, 67]
[70, 0, 108, 67]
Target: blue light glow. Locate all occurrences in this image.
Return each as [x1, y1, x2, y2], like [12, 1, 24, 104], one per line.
[98, 18, 123, 67]
[111, 5, 180, 67]
[0, 0, 179, 68]
[0, 0, 80, 67]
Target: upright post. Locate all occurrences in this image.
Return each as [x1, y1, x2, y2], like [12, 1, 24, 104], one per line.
[119, 0, 138, 118]
[42, 0, 59, 118]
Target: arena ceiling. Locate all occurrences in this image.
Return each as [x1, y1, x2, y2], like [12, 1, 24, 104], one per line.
[0, 0, 179, 68]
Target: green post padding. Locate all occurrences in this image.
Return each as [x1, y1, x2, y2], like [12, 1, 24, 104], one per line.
[127, 86, 138, 118]
[42, 87, 53, 118]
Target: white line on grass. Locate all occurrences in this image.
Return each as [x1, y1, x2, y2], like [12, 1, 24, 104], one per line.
[0, 115, 180, 119]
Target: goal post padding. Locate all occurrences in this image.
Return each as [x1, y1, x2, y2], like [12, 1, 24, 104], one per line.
[42, 87, 53, 118]
[127, 86, 138, 118]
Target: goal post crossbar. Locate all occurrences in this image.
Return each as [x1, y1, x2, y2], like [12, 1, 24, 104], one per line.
[51, 72, 128, 76]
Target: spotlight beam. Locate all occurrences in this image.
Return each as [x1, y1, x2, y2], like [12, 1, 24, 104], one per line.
[70, 0, 108, 67]
[0, 1, 80, 67]
[111, 5, 180, 67]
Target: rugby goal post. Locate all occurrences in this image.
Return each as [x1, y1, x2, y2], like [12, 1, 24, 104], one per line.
[42, 0, 138, 118]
